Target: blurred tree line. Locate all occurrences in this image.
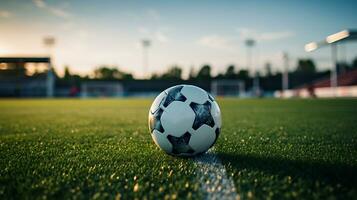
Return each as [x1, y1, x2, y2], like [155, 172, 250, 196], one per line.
[2, 57, 357, 91]
[148, 57, 357, 91]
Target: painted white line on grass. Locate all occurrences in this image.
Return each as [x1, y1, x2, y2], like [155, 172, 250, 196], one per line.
[195, 148, 239, 200]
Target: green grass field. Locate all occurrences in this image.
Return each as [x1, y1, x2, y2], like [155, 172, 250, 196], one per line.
[0, 99, 356, 199]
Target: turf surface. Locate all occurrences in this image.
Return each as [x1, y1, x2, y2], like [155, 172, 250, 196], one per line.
[0, 99, 356, 199]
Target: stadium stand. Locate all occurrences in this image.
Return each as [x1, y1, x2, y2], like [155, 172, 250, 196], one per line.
[0, 57, 54, 97]
[276, 68, 357, 98]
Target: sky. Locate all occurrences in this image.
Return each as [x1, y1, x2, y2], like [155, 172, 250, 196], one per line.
[0, 0, 357, 78]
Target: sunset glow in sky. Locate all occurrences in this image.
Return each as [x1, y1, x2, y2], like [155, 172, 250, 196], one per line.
[1, 0, 357, 77]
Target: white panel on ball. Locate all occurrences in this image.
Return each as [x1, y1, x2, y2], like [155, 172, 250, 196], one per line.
[189, 125, 216, 153]
[161, 101, 195, 137]
[180, 85, 209, 104]
[211, 101, 222, 127]
[152, 130, 172, 153]
[150, 92, 167, 114]
[164, 85, 181, 93]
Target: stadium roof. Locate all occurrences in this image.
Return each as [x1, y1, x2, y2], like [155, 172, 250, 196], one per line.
[0, 57, 50, 63]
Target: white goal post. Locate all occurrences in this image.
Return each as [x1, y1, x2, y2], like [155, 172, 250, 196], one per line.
[211, 79, 245, 97]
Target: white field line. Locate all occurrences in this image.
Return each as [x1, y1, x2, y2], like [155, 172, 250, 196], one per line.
[195, 149, 239, 200]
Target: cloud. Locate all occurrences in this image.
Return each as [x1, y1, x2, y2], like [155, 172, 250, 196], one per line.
[197, 35, 232, 49]
[59, 21, 76, 30]
[259, 31, 294, 41]
[237, 28, 294, 42]
[138, 27, 150, 35]
[33, 0, 46, 8]
[77, 29, 90, 39]
[147, 9, 160, 21]
[49, 7, 71, 18]
[33, 0, 71, 19]
[0, 10, 12, 18]
[154, 31, 169, 43]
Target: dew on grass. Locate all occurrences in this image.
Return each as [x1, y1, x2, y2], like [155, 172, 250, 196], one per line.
[133, 183, 139, 192]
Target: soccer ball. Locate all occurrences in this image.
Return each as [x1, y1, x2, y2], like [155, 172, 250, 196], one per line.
[148, 85, 221, 156]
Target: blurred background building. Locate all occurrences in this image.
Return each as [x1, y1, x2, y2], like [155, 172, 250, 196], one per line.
[1, 53, 357, 98]
[0, 1, 357, 98]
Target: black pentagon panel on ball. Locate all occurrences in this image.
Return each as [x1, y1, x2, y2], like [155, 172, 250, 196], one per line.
[207, 92, 215, 102]
[215, 127, 220, 136]
[167, 132, 194, 154]
[162, 85, 187, 107]
[190, 101, 215, 130]
[149, 108, 165, 133]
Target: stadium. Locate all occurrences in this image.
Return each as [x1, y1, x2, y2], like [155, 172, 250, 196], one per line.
[0, 0, 357, 199]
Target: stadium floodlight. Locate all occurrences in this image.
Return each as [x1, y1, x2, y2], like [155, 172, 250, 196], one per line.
[304, 40, 329, 52]
[43, 36, 55, 47]
[304, 42, 318, 52]
[305, 30, 357, 52]
[245, 39, 255, 69]
[245, 39, 255, 47]
[282, 52, 289, 97]
[326, 30, 351, 44]
[304, 29, 357, 97]
[142, 39, 151, 47]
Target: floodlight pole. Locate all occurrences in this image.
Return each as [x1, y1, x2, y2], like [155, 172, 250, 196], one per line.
[142, 39, 151, 79]
[282, 52, 289, 97]
[245, 39, 259, 96]
[331, 43, 338, 97]
[43, 36, 55, 98]
[245, 40, 253, 71]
